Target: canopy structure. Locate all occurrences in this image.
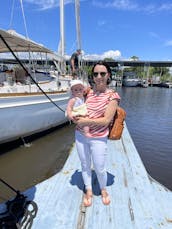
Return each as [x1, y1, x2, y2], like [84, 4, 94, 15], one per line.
[0, 29, 53, 54]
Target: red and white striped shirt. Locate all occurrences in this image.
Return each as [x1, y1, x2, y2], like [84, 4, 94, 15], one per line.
[78, 89, 120, 138]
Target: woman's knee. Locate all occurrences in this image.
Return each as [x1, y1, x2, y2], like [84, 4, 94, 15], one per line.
[95, 167, 106, 176]
[81, 160, 91, 171]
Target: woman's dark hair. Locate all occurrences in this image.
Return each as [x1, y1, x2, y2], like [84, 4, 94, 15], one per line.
[91, 61, 112, 85]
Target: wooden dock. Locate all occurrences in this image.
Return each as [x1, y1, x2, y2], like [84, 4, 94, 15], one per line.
[1, 124, 172, 228]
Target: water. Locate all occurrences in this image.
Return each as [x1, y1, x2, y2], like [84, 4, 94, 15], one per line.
[0, 87, 172, 202]
[116, 86, 172, 190]
[0, 124, 75, 202]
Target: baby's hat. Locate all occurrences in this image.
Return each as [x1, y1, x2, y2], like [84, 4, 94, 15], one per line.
[70, 80, 84, 89]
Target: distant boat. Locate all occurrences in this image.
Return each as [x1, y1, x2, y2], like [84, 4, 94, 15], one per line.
[139, 79, 149, 88]
[122, 72, 141, 87]
[158, 81, 172, 88]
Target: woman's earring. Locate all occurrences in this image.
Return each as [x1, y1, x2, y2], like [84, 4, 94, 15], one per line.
[107, 77, 111, 84]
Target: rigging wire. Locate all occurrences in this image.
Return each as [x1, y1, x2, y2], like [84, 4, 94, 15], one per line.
[9, 0, 15, 29]
[0, 34, 66, 113]
[20, 0, 29, 38]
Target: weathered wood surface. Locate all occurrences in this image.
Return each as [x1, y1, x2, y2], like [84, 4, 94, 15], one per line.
[1, 124, 172, 228]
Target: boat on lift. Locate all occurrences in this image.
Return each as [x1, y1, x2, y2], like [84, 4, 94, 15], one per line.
[122, 72, 141, 87]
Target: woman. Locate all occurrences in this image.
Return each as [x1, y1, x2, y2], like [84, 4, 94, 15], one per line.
[74, 61, 120, 207]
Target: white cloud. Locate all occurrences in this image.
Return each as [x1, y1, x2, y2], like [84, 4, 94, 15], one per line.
[83, 50, 121, 60]
[158, 3, 172, 11]
[164, 40, 172, 46]
[143, 3, 172, 14]
[25, 0, 74, 10]
[24, 0, 172, 12]
[64, 50, 122, 61]
[149, 32, 159, 39]
[93, 0, 172, 14]
[93, 0, 138, 11]
[25, 0, 87, 10]
[97, 20, 107, 27]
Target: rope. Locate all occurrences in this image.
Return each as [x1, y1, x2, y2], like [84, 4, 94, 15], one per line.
[0, 34, 65, 113]
[0, 178, 18, 194]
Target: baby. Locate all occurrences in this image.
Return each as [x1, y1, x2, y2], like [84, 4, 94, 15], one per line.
[66, 80, 90, 137]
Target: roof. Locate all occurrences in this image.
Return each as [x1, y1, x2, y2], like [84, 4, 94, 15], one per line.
[0, 29, 53, 54]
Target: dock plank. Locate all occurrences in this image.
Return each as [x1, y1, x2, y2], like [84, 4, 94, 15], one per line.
[26, 144, 84, 229]
[120, 127, 166, 228]
[84, 140, 136, 229]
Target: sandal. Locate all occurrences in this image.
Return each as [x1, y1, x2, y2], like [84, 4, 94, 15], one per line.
[83, 190, 93, 207]
[101, 190, 110, 205]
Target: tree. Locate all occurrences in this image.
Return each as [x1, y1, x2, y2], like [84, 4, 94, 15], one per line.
[130, 56, 139, 61]
[103, 57, 114, 61]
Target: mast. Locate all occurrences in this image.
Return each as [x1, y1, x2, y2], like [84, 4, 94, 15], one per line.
[75, 0, 81, 50]
[59, 0, 66, 75]
[75, 0, 82, 76]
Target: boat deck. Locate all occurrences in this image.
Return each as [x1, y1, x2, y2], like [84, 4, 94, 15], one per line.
[1, 124, 172, 228]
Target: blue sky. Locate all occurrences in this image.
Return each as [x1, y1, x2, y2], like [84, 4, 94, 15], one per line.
[1, 0, 172, 61]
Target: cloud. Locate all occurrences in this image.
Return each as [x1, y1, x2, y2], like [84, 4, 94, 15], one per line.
[83, 50, 122, 60]
[164, 40, 172, 46]
[97, 20, 107, 27]
[149, 32, 172, 49]
[149, 32, 159, 39]
[92, 0, 172, 14]
[24, 0, 87, 10]
[158, 3, 172, 11]
[65, 50, 121, 60]
[25, 0, 74, 10]
[92, 0, 138, 11]
[143, 3, 172, 14]
[23, 0, 172, 13]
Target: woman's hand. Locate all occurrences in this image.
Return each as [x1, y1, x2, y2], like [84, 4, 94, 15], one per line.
[74, 116, 89, 126]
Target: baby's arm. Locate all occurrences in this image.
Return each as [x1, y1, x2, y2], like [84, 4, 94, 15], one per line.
[66, 97, 76, 121]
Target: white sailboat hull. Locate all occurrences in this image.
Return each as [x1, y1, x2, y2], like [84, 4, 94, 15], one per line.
[0, 93, 70, 144]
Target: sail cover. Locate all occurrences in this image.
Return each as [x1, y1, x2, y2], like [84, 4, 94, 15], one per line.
[0, 29, 53, 53]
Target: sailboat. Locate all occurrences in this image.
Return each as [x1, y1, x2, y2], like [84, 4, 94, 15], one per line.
[0, 29, 71, 144]
[0, 1, 72, 144]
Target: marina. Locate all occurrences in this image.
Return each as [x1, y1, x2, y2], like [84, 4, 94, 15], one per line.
[1, 1, 172, 228]
[0, 86, 172, 228]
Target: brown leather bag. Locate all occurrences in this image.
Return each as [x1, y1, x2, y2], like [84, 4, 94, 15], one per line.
[108, 106, 126, 140]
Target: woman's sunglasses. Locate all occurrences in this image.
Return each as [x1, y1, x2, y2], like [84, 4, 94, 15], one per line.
[93, 72, 107, 77]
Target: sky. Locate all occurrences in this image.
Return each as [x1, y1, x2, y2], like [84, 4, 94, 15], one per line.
[1, 0, 172, 61]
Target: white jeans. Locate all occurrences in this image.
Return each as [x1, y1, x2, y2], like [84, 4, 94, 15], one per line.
[75, 130, 108, 191]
